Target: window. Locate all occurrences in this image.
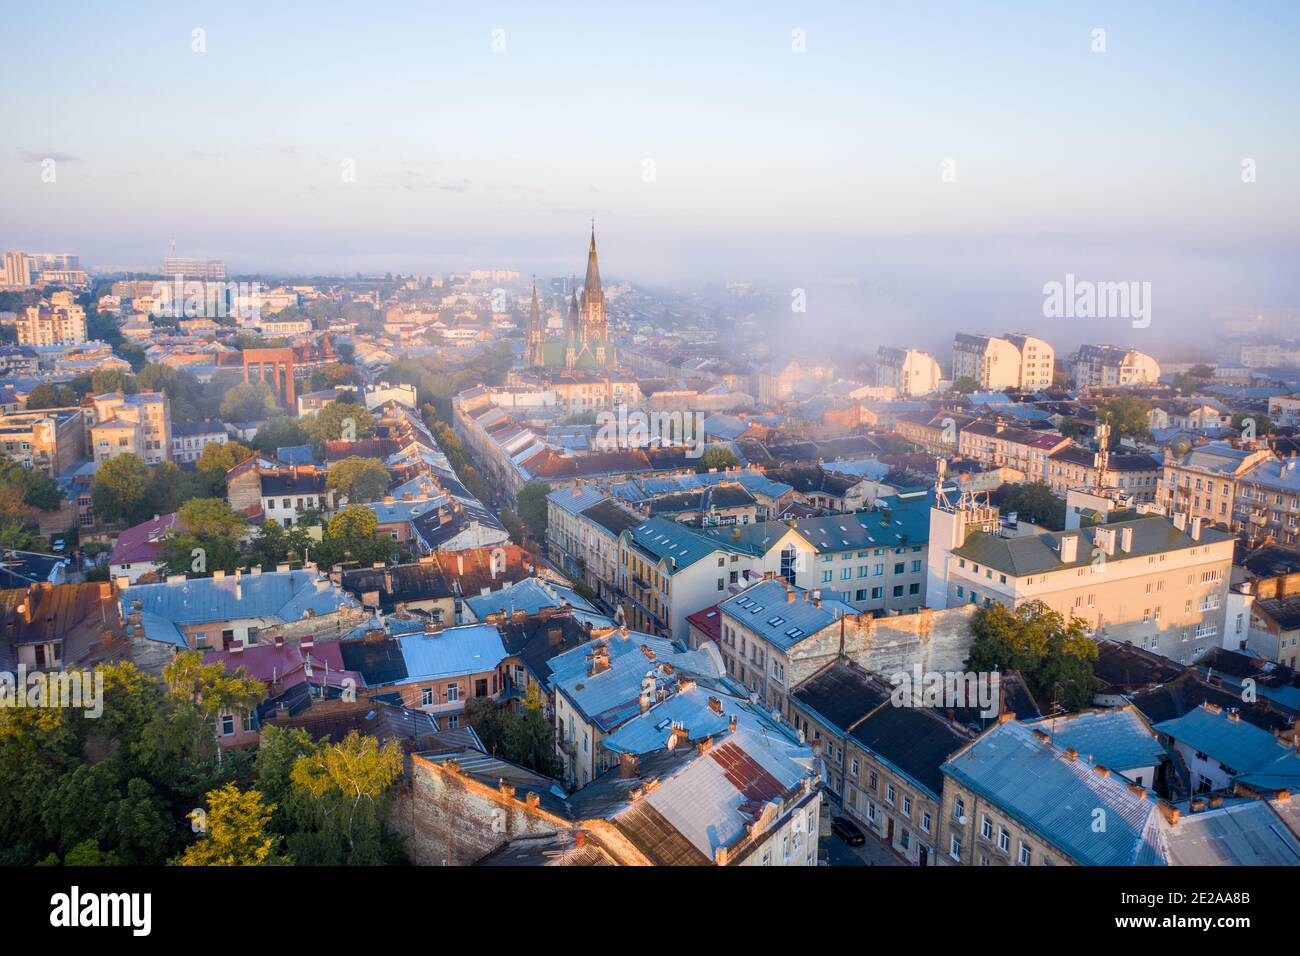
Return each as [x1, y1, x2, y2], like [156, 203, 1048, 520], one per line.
[954, 796, 965, 821]
[902, 795, 912, 816]
[421, 687, 434, 706]
[447, 683, 460, 702]
[981, 815, 992, 839]
[1018, 843, 1032, 866]
[998, 827, 1010, 852]
[922, 811, 931, 833]
[219, 714, 235, 736]
[850, 758, 859, 778]
[950, 835, 962, 860]
[886, 784, 896, 805]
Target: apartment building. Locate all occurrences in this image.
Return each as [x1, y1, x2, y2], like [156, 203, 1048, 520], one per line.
[939, 718, 1171, 866]
[170, 420, 229, 463]
[0, 406, 84, 474]
[17, 300, 87, 346]
[952, 333, 1054, 390]
[958, 421, 1069, 483]
[1046, 444, 1162, 503]
[934, 505, 1234, 665]
[1002, 333, 1055, 389]
[1234, 455, 1300, 547]
[546, 487, 641, 605]
[86, 391, 172, 465]
[876, 347, 943, 396]
[1160, 440, 1274, 529]
[1071, 344, 1161, 388]
[715, 579, 854, 712]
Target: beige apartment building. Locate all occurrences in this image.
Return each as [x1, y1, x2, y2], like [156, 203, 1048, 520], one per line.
[1160, 441, 1274, 529]
[939, 511, 1233, 665]
[17, 298, 87, 346]
[875, 347, 944, 396]
[85, 391, 172, 464]
[0, 407, 84, 474]
[951, 333, 1054, 390]
[958, 421, 1069, 484]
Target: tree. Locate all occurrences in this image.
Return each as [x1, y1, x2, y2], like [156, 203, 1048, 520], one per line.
[951, 376, 980, 394]
[309, 363, 358, 391]
[695, 445, 739, 474]
[500, 509, 524, 546]
[220, 382, 280, 422]
[0, 455, 61, 511]
[24, 383, 78, 409]
[965, 601, 1099, 711]
[177, 497, 246, 539]
[178, 784, 287, 866]
[250, 416, 309, 455]
[90, 367, 136, 395]
[161, 651, 266, 757]
[306, 400, 376, 445]
[996, 482, 1066, 531]
[326, 457, 390, 504]
[91, 454, 153, 525]
[1231, 411, 1272, 438]
[288, 731, 403, 861]
[1098, 395, 1152, 445]
[196, 441, 255, 474]
[515, 481, 551, 541]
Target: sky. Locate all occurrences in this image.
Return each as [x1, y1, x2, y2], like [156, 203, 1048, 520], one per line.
[3, 1, 1299, 355]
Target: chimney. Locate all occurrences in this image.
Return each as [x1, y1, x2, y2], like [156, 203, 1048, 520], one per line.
[301, 633, 314, 649]
[573, 830, 586, 849]
[1190, 516, 1202, 540]
[1173, 512, 1187, 531]
[728, 714, 737, 734]
[619, 751, 638, 778]
[274, 633, 284, 648]
[1119, 526, 1134, 552]
[456, 553, 464, 576]
[1059, 534, 1078, 563]
[1094, 527, 1115, 556]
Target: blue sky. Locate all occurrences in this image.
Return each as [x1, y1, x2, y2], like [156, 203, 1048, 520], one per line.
[2, 1, 1297, 350]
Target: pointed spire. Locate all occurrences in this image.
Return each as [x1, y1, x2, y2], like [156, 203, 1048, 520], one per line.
[528, 276, 540, 326]
[584, 221, 601, 294]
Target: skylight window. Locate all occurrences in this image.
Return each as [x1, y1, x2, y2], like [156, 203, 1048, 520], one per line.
[767, 616, 785, 626]
[785, 627, 804, 638]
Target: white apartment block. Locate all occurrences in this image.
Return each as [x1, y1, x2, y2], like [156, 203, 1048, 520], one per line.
[1072, 344, 1161, 388]
[951, 332, 1054, 390]
[876, 347, 943, 396]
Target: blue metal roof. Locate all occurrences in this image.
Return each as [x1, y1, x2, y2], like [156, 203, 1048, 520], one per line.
[464, 577, 595, 621]
[942, 721, 1169, 865]
[397, 623, 508, 682]
[625, 517, 723, 570]
[718, 580, 853, 651]
[122, 570, 357, 633]
[1154, 705, 1300, 792]
[1028, 708, 1166, 773]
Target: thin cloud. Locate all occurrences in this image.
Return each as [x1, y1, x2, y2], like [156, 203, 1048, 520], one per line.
[17, 148, 78, 162]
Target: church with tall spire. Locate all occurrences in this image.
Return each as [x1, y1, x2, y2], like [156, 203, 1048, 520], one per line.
[528, 224, 615, 371]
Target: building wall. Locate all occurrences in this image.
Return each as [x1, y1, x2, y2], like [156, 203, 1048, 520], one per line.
[939, 773, 1075, 866]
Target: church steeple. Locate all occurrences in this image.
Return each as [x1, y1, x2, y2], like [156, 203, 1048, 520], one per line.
[580, 222, 607, 351]
[526, 277, 544, 368]
[566, 280, 579, 369]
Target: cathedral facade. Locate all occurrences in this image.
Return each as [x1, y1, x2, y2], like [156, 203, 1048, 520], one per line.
[527, 225, 614, 371]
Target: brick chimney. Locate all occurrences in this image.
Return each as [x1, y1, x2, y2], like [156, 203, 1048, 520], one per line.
[619, 751, 638, 778]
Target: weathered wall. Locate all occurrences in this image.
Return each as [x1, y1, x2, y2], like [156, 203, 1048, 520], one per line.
[391, 756, 567, 866]
[839, 605, 979, 678]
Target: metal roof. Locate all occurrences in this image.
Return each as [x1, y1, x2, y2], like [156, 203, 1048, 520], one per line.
[1163, 799, 1300, 865]
[398, 623, 508, 681]
[1028, 707, 1166, 773]
[942, 720, 1169, 865]
[718, 579, 854, 651]
[1154, 705, 1300, 792]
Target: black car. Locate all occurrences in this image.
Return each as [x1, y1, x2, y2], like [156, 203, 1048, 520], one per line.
[831, 816, 865, 847]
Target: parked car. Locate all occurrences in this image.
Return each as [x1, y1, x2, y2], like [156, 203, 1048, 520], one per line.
[831, 816, 866, 847]
[52, 539, 65, 553]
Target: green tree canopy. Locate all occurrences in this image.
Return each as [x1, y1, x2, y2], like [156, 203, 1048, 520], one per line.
[695, 445, 739, 474]
[178, 784, 287, 866]
[91, 454, 153, 525]
[220, 382, 281, 422]
[515, 481, 551, 541]
[326, 456, 390, 504]
[965, 601, 1100, 711]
